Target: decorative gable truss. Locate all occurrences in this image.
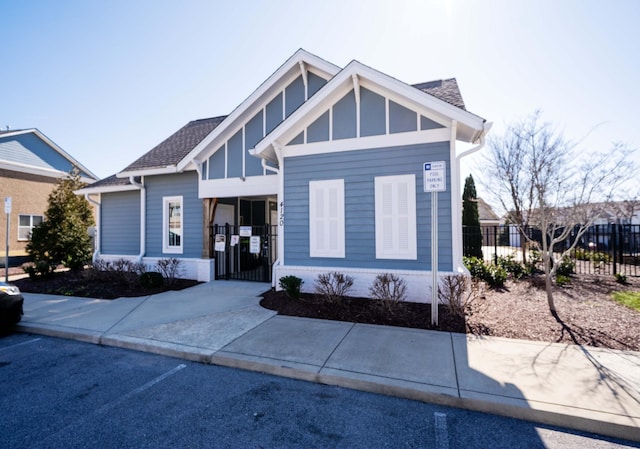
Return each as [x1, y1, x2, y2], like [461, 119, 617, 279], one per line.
[182, 50, 340, 199]
[253, 60, 488, 163]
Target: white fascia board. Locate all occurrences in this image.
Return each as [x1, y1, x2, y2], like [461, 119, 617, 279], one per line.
[1, 128, 99, 180]
[75, 184, 139, 194]
[116, 166, 178, 178]
[0, 159, 67, 179]
[281, 128, 450, 159]
[176, 49, 341, 171]
[198, 175, 278, 199]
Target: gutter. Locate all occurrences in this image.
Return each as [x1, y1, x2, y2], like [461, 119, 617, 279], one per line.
[262, 143, 284, 287]
[453, 121, 493, 273]
[129, 176, 146, 262]
[85, 193, 101, 262]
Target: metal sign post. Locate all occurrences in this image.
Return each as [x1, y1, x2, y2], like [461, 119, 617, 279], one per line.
[424, 162, 446, 325]
[4, 197, 11, 282]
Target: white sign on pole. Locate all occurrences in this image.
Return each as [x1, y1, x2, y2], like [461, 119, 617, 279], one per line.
[4, 197, 11, 214]
[423, 162, 446, 325]
[423, 161, 446, 192]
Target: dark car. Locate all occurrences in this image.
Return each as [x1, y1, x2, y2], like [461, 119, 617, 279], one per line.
[0, 282, 24, 327]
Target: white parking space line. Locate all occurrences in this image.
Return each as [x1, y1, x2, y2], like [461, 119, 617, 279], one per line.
[434, 412, 450, 449]
[0, 337, 42, 352]
[37, 363, 187, 446]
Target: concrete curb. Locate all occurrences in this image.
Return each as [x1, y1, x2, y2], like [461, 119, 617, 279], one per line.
[14, 321, 640, 443]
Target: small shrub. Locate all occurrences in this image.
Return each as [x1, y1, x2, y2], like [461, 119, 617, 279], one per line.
[555, 274, 571, 286]
[497, 254, 526, 280]
[463, 257, 487, 280]
[463, 257, 507, 288]
[485, 264, 507, 288]
[22, 261, 54, 279]
[315, 272, 354, 304]
[139, 271, 164, 289]
[555, 256, 575, 277]
[369, 273, 407, 313]
[279, 276, 304, 300]
[525, 248, 542, 274]
[438, 274, 477, 318]
[614, 272, 628, 284]
[155, 258, 183, 285]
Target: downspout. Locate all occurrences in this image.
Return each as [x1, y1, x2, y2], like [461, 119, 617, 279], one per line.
[261, 143, 284, 287]
[129, 176, 146, 263]
[85, 193, 101, 262]
[453, 121, 493, 272]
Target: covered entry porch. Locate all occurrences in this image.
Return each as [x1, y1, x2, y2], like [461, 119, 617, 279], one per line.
[202, 196, 278, 282]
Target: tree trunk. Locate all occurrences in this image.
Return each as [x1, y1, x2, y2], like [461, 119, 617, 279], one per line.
[541, 234, 557, 314]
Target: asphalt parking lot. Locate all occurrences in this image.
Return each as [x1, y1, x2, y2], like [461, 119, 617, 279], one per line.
[1, 333, 638, 449]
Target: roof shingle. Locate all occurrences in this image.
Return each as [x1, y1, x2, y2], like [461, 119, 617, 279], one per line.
[122, 115, 227, 172]
[412, 78, 466, 110]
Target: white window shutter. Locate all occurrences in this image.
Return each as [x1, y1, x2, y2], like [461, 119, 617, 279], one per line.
[309, 179, 345, 258]
[375, 174, 417, 259]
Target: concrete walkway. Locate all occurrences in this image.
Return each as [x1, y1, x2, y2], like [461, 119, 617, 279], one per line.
[13, 281, 640, 442]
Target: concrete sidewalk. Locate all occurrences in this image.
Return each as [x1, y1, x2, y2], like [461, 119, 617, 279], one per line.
[13, 281, 640, 442]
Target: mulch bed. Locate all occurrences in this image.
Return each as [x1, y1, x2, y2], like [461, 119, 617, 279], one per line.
[261, 274, 640, 352]
[260, 291, 465, 332]
[13, 270, 200, 299]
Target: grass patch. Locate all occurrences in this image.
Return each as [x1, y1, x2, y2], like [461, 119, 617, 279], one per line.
[611, 291, 640, 312]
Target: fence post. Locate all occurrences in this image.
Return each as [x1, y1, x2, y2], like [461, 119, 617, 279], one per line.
[612, 224, 617, 275]
[494, 226, 498, 264]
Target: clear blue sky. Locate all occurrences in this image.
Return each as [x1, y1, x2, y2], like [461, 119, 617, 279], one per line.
[2, 0, 638, 197]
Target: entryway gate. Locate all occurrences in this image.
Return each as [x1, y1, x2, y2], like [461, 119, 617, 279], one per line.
[212, 224, 277, 282]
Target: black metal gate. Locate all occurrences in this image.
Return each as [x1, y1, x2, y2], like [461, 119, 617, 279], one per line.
[212, 224, 278, 282]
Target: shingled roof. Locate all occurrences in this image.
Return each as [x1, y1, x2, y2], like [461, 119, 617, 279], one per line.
[121, 115, 227, 172]
[412, 78, 466, 110]
[114, 79, 467, 178]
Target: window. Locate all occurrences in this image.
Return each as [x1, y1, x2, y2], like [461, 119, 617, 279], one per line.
[309, 179, 345, 258]
[375, 174, 417, 259]
[18, 215, 43, 241]
[163, 196, 183, 254]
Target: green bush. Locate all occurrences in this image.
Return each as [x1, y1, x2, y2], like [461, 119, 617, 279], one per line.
[22, 261, 54, 279]
[139, 272, 164, 289]
[279, 275, 304, 299]
[496, 255, 526, 280]
[485, 265, 508, 288]
[463, 257, 507, 288]
[555, 256, 575, 277]
[614, 272, 628, 284]
[463, 257, 487, 280]
[555, 274, 571, 286]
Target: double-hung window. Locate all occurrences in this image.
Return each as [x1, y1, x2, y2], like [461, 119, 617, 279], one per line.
[163, 196, 183, 254]
[18, 215, 43, 241]
[309, 179, 345, 258]
[375, 174, 417, 259]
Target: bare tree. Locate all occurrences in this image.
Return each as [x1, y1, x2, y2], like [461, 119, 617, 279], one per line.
[482, 111, 635, 315]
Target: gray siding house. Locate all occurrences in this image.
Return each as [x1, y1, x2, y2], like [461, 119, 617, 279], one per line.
[80, 49, 490, 302]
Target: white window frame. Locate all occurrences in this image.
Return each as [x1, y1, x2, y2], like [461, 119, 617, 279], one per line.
[375, 174, 417, 260]
[309, 179, 345, 258]
[17, 214, 44, 241]
[162, 196, 183, 254]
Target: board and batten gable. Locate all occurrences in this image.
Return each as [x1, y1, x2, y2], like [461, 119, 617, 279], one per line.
[144, 171, 202, 258]
[100, 190, 141, 255]
[203, 71, 328, 182]
[283, 142, 452, 271]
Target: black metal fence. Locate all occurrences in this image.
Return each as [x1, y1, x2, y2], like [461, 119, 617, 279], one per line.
[463, 224, 640, 276]
[211, 224, 278, 282]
